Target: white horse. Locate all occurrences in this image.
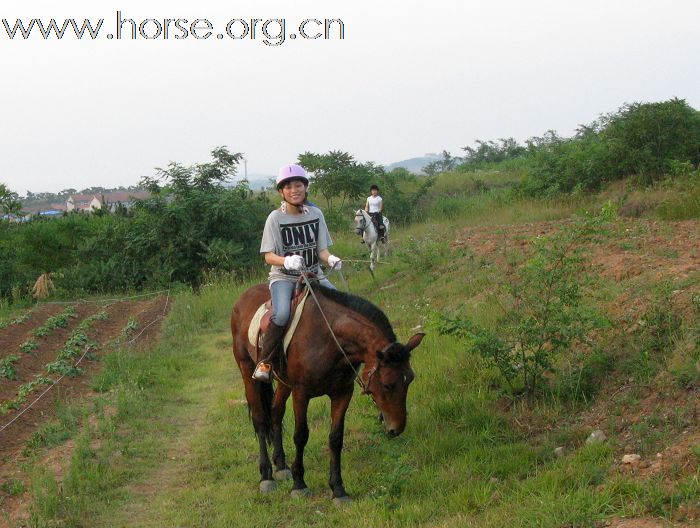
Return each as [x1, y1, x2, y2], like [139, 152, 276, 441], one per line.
[354, 209, 390, 272]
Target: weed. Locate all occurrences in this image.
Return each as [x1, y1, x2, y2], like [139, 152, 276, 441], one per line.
[123, 317, 139, 334]
[0, 478, 25, 496]
[45, 359, 83, 377]
[438, 208, 610, 398]
[32, 306, 77, 338]
[0, 311, 30, 328]
[113, 317, 140, 344]
[0, 354, 20, 380]
[690, 445, 700, 462]
[0, 376, 53, 415]
[394, 234, 448, 275]
[19, 340, 38, 353]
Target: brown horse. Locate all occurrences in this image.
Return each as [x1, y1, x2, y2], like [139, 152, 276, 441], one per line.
[231, 280, 424, 501]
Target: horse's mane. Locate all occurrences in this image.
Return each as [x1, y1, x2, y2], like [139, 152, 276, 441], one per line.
[315, 284, 396, 343]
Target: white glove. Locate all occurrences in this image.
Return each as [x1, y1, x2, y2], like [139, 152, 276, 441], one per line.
[283, 255, 305, 271]
[327, 255, 342, 270]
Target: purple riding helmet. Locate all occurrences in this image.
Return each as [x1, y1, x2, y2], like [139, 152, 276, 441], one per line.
[276, 164, 309, 189]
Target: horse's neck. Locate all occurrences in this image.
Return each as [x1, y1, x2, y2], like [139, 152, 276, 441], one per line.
[362, 211, 377, 240]
[329, 310, 386, 365]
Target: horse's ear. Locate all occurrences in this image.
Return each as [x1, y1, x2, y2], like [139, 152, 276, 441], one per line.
[405, 333, 425, 352]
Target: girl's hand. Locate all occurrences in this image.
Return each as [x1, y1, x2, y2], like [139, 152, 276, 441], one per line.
[327, 255, 342, 270]
[283, 255, 305, 271]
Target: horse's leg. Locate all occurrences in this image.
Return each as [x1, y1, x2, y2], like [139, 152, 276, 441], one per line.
[328, 390, 353, 501]
[290, 390, 311, 494]
[271, 384, 292, 479]
[241, 376, 276, 491]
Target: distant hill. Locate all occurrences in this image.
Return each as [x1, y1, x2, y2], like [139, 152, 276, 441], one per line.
[227, 174, 273, 191]
[245, 176, 274, 190]
[384, 153, 442, 174]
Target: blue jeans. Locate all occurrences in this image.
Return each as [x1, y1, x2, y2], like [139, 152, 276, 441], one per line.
[270, 278, 335, 326]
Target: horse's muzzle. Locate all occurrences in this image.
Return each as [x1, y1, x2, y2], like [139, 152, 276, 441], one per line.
[383, 417, 405, 437]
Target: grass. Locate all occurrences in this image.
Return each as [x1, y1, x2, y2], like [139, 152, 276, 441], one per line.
[11, 183, 700, 527]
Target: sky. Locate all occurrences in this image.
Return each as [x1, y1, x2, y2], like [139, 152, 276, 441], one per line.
[1, 0, 698, 195]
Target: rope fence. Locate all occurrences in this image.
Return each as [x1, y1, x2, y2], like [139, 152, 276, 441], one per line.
[0, 288, 170, 436]
[42, 289, 170, 305]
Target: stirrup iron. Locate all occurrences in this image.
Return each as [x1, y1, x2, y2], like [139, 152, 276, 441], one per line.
[253, 362, 272, 382]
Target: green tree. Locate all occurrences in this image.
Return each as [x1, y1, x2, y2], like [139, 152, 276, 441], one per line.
[297, 151, 374, 212]
[143, 146, 244, 196]
[424, 150, 460, 176]
[461, 138, 526, 166]
[0, 183, 21, 215]
[521, 98, 700, 195]
[600, 98, 700, 183]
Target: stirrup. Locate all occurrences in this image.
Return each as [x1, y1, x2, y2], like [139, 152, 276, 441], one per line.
[252, 362, 272, 382]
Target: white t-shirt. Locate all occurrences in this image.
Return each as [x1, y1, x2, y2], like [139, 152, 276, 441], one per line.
[366, 195, 383, 213]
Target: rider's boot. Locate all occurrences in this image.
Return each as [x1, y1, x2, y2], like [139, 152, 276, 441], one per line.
[252, 322, 287, 383]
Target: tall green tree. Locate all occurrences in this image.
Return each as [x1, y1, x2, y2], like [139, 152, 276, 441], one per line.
[599, 98, 700, 182]
[424, 150, 461, 175]
[142, 146, 244, 196]
[0, 183, 21, 215]
[297, 151, 375, 211]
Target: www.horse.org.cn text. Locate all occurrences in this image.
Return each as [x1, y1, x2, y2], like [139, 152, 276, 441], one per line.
[1, 12, 345, 46]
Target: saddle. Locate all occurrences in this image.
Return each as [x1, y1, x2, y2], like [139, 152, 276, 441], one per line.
[247, 281, 311, 360]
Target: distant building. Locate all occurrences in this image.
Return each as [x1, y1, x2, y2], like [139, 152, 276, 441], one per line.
[20, 202, 67, 215]
[66, 194, 101, 212]
[66, 191, 150, 213]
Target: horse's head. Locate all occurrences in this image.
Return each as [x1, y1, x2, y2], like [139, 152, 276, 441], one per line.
[363, 332, 425, 437]
[354, 209, 366, 236]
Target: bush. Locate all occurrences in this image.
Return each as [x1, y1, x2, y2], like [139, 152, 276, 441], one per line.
[438, 207, 612, 398]
[519, 98, 700, 196]
[0, 184, 272, 300]
[601, 98, 700, 183]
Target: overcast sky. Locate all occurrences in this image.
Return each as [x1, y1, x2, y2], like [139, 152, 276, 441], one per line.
[1, 0, 698, 195]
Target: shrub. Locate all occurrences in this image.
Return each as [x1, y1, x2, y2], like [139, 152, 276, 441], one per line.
[438, 207, 612, 398]
[19, 340, 38, 353]
[0, 354, 20, 380]
[519, 98, 700, 195]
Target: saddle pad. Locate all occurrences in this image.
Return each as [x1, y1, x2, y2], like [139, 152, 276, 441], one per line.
[247, 287, 310, 354]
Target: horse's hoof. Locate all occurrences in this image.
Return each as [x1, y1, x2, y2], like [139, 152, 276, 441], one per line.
[274, 469, 293, 481]
[290, 487, 311, 499]
[259, 480, 277, 493]
[333, 495, 352, 506]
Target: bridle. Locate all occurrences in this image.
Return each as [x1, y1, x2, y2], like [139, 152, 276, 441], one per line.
[361, 363, 380, 395]
[355, 211, 367, 236]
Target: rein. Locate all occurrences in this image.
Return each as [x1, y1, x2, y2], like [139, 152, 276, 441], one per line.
[300, 271, 390, 394]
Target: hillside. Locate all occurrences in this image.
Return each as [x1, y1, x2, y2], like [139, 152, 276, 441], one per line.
[0, 171, 699, 527]
[385, 153, 442, 174]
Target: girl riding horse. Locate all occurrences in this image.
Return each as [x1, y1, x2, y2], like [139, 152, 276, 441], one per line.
[253, 164, 342, 382]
